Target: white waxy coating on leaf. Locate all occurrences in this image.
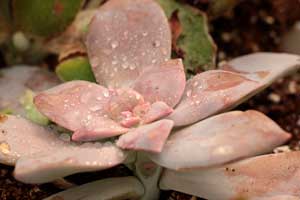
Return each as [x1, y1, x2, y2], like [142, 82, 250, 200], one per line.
[0, 115, 126, 183]
[160, 152, 300, 200]
[150, 110, 291, 170]
[0, 66, 60, 115]
[86, 0, 171, 88]
[43, 177, 144, 200]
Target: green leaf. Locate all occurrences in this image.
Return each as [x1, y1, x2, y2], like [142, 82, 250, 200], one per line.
[13, 0, 83, 37]
[56, 56, 96, 82]
[157, 0, 216, 72]
[20, 90, 49, 126]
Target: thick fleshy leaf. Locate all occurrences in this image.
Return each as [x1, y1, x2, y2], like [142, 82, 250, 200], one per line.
[141, 101, 173, 124]
[221, 52, 300, 86]
[0, 66, 60, 116]
[117, 120, 174, 153]
[34, 81, 129, 141]
[167, 70, 260, 126]
[132, 59, 186, 107]
[14, 141, 126, 183]
[255, 196, 300, 200]
[44, 177, 144, 200]
[151, 110, 291, 170]
[160, 152, 300, 200]
[0, 115, 126, 176]
[56, 56, 96, 82]
[86, 0, 171, 87]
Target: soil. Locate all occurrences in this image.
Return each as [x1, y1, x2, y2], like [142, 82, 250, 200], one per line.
[0, 0, 300, 200]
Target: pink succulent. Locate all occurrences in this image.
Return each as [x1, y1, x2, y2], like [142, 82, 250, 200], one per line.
[0, 0, 300, 199]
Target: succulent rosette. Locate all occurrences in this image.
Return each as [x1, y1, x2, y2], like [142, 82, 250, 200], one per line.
[0, 0, 300, 200]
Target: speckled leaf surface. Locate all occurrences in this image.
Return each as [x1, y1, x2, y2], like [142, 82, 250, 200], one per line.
[157, 0, 216, 72]
[150, 110, 290, 170]
[86, 0, 171, 88]
[160, 152, 300, 200]
[167, 70, 260, 126]
[13, 0, 83, 37]
[34, 81, 130, 141]
[0, 115, 126, 183]
[132, 59, 186, 108]
[44, 177, 144, 200]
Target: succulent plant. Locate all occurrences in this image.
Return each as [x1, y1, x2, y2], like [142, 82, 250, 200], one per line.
[0, 0, 300, 200]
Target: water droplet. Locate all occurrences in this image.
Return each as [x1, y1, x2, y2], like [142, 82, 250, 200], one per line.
[186, 90, 192, 97]
[112, 60, 118, 65]
[114, 67, 118, 72]
[151, 59, 157, 64]
[122, 56, 127, 61]
[90, 105, 102, 112]
[153, 40, 160, 47]
[111, 41, 119, 49]
[193, 81, 199, 87]
[129, 64, 136, 70]
[122, 62, 129, 69]
[142, 32, 148, 37]
[103, 90, 110, 98]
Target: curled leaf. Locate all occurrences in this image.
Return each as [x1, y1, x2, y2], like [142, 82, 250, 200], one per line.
[157, 0, 217, 72]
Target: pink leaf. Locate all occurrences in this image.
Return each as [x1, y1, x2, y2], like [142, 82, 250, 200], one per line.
[86, 0, 171, 88]
[221, 53, 300, 86]
[150, 110, 291, 170]
[160, 152, 300, 200]
[34, 81, 129, 141]
[141, 101, 173, 124]
[132, 59, 186, 107]
[0, 115, 126, 183]
[116, 119, 174, 153]
[168, 70, 259, 126]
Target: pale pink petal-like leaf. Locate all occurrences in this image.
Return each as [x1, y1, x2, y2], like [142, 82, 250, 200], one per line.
[141, 101, 173, 124]
[116, 119, 174, 153]
[34, 81, 129, 141]
[168, 70, 260, 126]
[0, 66, 60, 115]
[0, 115, 62, 165]
[221, 52, 300, 86]
[44, 177, 144, 200]
[0, 115, 126, 180]
[86, 0, 171, 88]
[14, 141, 126, 184]
[132, 59, 186, 108]
[150, 110, 291, 170]
[160, 152, 300, 200]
